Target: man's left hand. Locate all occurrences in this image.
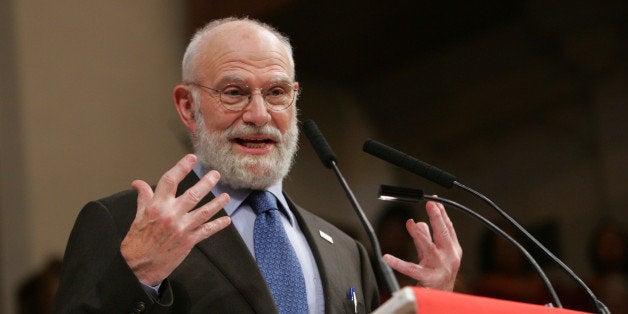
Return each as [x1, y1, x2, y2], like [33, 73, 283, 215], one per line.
[383, 199, 462, 291]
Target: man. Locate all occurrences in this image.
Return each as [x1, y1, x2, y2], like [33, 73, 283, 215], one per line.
[53, 17, 462, 313]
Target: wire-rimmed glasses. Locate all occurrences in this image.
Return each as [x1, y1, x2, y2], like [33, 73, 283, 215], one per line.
[188, 81, 299, 112]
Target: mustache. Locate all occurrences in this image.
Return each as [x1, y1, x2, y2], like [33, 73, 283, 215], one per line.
[223, 124, 283, 142]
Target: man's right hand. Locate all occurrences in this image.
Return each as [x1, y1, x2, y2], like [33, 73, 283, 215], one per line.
[120, 154, 231, 286]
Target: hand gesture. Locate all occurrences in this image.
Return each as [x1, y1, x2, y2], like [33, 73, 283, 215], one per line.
[383, 200, 462, 291]
[120, 154, 232, 286]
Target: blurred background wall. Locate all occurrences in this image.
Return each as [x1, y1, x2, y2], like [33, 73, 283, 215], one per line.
[1, 1, 626, 313]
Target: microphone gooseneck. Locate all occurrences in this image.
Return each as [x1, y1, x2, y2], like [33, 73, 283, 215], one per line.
[302, 120, 400, 294]
[378, 184, 562, 308]
[364, 139, 610, 314]
[453, 181, 610, 314]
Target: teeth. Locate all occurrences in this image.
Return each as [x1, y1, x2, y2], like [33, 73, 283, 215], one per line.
[244, 142, 267, 148]
[233, 137, 274, 149]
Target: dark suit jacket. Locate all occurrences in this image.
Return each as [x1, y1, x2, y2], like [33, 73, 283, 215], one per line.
[52, 172, 379, 313]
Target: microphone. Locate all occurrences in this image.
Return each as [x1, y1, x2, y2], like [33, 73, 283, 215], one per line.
[363, 139, 456, 188]
[363, 139, 610, 314]
[378, 184, 562, 308]
[301, 120, 400, 294]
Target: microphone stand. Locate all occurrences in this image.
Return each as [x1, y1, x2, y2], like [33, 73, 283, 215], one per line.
[378, 184, 562, 308]
[363, 139, 610, 313]
[454, 181, 610, 314]
[330, 161, 401, 294]
[302, 120, 400, 294]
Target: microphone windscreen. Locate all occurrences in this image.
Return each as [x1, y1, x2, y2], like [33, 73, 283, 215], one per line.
[302, 119, 337, 169]
[363, 139, 456, 188]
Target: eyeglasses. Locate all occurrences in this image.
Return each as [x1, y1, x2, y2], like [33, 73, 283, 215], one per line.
[188, 82, 299, 112]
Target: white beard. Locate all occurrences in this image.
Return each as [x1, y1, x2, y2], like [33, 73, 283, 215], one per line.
[192, 109, 299, 190]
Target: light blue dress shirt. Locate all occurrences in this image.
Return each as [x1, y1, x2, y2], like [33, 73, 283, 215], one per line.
[193, 162, 325, 313]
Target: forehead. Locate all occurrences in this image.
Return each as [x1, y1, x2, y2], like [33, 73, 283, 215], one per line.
[195, 22, 294, 84]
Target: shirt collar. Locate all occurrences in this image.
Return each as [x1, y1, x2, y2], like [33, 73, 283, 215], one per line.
[192, 159, 296, 226]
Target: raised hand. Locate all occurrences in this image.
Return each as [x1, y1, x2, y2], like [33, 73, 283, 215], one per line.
[120, 154, 232, 286]
[383, 200, 462, 291]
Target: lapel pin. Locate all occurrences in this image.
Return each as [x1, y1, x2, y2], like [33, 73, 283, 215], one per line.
[319, 230, 334, 244]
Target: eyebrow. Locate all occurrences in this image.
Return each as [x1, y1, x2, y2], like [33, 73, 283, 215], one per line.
[266, 77, 293, 85]
[214, 75, 246, 87]
[213, 75, 293, 88]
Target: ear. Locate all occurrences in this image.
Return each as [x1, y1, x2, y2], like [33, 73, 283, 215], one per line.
[173, 84, 197, 133]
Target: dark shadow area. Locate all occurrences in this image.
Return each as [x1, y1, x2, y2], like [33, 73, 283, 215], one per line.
[16, 258, 62, 314]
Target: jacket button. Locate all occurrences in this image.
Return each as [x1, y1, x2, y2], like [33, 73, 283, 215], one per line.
[132, 301, 146, 313]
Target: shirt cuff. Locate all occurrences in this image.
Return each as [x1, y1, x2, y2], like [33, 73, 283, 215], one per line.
[140, 281, 162, 300]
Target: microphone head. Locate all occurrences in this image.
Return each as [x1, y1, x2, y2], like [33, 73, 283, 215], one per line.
[363, 139, 456, 188]
[379, 185, 424, 203]
[302, 119, 337, 169]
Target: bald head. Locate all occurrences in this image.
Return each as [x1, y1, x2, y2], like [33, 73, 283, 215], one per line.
[182, 17, 295, 84]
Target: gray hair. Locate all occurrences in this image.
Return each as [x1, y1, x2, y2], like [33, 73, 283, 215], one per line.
[181, 17, 295, 83]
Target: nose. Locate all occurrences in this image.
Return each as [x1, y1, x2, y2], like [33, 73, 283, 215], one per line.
[241, 91, 271, 126]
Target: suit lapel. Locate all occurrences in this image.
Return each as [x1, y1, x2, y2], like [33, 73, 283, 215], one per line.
[284, 194, 348, 313]
[177, 172, 276, 313]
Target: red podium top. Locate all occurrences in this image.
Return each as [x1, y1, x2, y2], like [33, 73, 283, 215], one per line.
[374, 286, 593, 314]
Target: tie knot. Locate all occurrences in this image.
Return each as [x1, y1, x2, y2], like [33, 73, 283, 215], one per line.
[248, 190, 278, 215]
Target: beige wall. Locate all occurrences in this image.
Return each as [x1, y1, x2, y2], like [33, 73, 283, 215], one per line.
[1, 2, 189, 313]
[1, 0, 27, 313]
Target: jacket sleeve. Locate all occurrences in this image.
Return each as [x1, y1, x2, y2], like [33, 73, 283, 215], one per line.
[52, 200, 173, 314]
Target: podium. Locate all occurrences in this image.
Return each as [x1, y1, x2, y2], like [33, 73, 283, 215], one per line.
[373, 287, 593, 314]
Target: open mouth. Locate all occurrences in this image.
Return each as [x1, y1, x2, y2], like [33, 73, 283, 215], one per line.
[232, 137, 277, 149]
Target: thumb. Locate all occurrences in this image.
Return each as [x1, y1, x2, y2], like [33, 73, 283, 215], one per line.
[131, 180, 153, 214]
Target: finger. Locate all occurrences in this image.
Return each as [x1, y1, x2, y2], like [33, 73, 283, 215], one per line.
[425, 200, 453, 249]
[131, 179, 154, 216]
[154, 154, 197, 199]
[416, 220, 431, 237]
[194, 216, 232, 243]
[188, 192, 230, 228]
[435, 201, 461, 252]
[383, 253, 425, 280]
[406, 219, 435, 261]
[179, 170, 221, 211]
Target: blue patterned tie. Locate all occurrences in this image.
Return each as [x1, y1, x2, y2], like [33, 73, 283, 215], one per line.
[249, 191, 309, 314]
